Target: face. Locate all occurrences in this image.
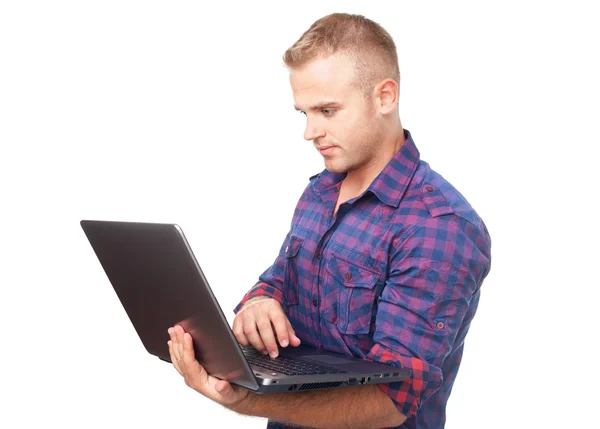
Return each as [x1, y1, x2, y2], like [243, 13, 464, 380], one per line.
[290, 53, 384, 174]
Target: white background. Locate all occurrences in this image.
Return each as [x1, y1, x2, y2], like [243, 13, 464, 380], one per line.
[1, 1, 598, 428]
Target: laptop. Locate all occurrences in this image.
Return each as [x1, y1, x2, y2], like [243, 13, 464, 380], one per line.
[80, 220, 411, 394]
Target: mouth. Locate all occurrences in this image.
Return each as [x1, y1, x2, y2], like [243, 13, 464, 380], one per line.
[316, 146, 336, 155]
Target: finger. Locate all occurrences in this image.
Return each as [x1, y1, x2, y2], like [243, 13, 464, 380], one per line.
[270, 312, 290, 348]
[167, 340, 183, 375]
[214, 379, 240, 403]
[256, 316, 279, 358]
[182, 332, 197, 364]
[286, 319, 302, 346]
[168, 327, 181, 366]
[232, 316, 249, 346]
[168, 327, 184, 374]
[182, 332, 208, 389]
[244, 320, 268, 354]
[173, 325, 185, 369]
[241, 312, 268, 354]
[215, 379, 231, 394]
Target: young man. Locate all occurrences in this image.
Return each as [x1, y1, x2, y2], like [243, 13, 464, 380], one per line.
[168, 13, 491, 429]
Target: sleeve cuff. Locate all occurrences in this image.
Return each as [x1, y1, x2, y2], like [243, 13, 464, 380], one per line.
[367, 343, 443, 419]
[233, 281, 285, 314]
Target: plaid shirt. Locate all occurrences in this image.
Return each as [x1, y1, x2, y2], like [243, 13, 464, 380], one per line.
[233, 129, 492, 429]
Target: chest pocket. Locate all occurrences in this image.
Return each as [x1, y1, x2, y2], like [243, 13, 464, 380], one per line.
[326, 256, 380, 335]
[283, 235, 303, 306]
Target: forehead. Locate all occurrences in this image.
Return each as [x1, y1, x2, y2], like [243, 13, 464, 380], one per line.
[289, 53, 358, 107]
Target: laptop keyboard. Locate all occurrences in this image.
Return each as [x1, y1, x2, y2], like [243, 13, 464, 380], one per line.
[241, 346, 348, 376]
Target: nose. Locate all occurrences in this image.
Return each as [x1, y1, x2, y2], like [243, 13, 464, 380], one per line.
[303, 117, 325, 141]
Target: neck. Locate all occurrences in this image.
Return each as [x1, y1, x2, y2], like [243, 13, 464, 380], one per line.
[343, 126, 405, 194]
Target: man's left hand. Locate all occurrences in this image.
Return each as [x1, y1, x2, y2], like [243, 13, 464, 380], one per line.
[167, 325, 250, 409]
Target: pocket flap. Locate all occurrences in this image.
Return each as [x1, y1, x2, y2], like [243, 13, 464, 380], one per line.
[327, 256, 378, 289]
[285, 235, 303, 258]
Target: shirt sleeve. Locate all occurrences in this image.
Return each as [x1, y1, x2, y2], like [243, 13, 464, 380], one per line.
[233, 231, 291, 315]
[366, 215, 491, 418]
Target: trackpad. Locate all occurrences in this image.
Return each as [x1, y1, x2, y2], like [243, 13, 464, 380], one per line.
[303, 355, 354, 365]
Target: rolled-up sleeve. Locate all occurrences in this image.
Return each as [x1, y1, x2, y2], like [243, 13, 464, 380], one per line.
[367, 342, 442, 419]
[233, 231, 291, 315]
[367, 216, 491, 418]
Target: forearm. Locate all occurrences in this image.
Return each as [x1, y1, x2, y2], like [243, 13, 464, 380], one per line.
[228, 384, 406, 429]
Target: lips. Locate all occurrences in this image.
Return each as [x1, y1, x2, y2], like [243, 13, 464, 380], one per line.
[316, 145, 336, 155]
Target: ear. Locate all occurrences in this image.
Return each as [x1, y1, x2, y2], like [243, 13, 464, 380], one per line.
[375, 78, 399, 115]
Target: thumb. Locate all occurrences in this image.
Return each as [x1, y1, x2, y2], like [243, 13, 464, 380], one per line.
[216, 380, 232, 394]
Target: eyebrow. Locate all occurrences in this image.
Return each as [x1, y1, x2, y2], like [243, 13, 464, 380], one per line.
[294, 101, 341, 112]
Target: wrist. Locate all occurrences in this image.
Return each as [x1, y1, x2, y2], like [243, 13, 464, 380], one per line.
[242, 296, 271, 310]
[228, 390, 256, 415]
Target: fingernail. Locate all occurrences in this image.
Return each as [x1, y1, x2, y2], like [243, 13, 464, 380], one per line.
[281, 339, 288, 347]
[270, 351, 278, 358]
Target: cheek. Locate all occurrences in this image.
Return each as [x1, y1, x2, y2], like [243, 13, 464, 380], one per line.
[335, 111, 366, 143]
[349, 115, 374, 141]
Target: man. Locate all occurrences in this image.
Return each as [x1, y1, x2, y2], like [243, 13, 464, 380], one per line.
[167, 13, 491, 429]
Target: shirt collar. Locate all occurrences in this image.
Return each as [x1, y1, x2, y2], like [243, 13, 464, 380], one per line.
[310, 129, 420, 208]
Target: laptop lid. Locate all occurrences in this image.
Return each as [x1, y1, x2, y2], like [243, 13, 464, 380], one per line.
[80, 220, 260, 391]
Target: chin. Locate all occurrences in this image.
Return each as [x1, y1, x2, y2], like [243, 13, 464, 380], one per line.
[324, 158, 352, 174]
[324, 162, 346, 173]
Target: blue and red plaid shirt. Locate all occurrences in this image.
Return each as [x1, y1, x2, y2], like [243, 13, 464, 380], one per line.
[233, 129, 492, 429]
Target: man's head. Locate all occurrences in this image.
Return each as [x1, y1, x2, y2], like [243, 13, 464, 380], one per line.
[284, 13, 403, 175]
[284, 13, 399, 97]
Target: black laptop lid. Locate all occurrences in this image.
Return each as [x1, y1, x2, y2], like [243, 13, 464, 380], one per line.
[80, 220, 259, 391]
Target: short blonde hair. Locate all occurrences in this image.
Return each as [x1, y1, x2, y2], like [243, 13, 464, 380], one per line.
[283, 13, 400, 96]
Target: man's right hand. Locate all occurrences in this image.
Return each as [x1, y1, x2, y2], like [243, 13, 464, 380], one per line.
[232, 297, 301, 358]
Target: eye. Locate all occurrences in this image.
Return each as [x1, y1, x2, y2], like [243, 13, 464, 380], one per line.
[321, 109, 335, 117]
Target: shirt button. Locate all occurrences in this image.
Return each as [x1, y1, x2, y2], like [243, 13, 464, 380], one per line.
[426, 186, 433, 192]
[344, 272, 352, 281]
[312, 299, 318, 307]
[436, 321, 445, 329]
